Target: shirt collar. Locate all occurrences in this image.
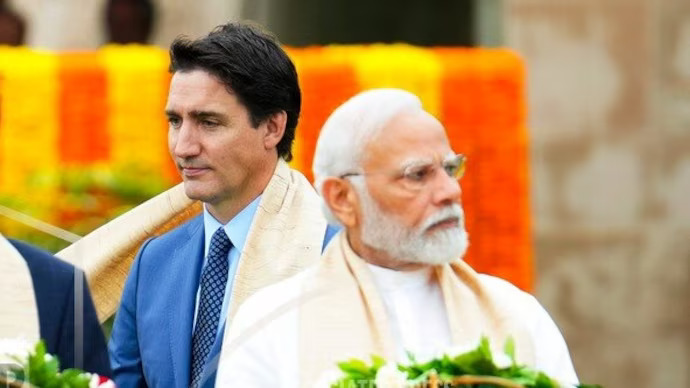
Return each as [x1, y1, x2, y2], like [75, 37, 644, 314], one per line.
[202, 195, 262, 256]
[366, 262, 434, 292]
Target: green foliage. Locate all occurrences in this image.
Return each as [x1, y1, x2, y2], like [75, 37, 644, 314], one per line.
[0, 166, 168, 253]
[331, 336, 603, 388]
[504, 337, 516, 365]
[10, 341, 91, 388]
[332, 355, 385, 387]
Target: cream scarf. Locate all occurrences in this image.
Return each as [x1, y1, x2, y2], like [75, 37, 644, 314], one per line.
[225, 159, 328, 321]
[0, 233, 39, 344]
[299, 233, 536, 386]
[57, 179, 201, 321]
[57, 159, 327, 322]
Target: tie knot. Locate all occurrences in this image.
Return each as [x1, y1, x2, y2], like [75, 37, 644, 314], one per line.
[209, 227, 231, 258]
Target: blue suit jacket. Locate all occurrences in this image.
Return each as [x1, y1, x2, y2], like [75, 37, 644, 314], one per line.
[109, 215, 338, 388]
[9, 239, 112, 377]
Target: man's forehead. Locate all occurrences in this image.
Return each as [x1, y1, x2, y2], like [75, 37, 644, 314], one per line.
[166, 70, 238, 112]
[168, 70, 232, 97]
[363, 110, 451, 167]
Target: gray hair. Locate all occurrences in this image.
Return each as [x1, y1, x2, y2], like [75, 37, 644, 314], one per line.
[311, 88, 424, 225]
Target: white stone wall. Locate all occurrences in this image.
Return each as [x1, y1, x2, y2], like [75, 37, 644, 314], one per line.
[506, 1, 690, 387]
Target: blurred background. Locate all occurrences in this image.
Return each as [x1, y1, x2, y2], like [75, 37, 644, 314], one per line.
[1, 0, 689, 387]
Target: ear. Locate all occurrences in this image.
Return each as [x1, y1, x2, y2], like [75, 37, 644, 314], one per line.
[321, 177, 359, 228]
[263, 110, 287, 151]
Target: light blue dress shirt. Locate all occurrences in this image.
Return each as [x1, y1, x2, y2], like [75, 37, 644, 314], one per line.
[192, 195, 262, 340]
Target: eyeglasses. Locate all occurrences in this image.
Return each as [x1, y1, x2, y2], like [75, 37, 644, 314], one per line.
[340, 153, 466, 192]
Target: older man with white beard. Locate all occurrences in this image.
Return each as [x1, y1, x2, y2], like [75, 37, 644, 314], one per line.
[216, 89, 579, 387]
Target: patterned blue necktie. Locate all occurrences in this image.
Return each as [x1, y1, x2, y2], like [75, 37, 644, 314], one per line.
[190, 226, 232, 387]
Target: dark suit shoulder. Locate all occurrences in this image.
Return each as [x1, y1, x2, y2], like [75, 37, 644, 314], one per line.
[8, 239, 111, 376]
[10, 239, 75, 284]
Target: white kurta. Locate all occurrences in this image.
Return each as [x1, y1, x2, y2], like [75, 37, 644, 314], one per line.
[216, 265, 579, 387]
[0, 233, 40, 347]
[365, 264, 452, 363]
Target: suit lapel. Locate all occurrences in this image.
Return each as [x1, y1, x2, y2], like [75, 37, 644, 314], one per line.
[167, 216, 204, 388]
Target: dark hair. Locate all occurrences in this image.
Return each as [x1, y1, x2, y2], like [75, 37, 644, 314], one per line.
[169, 22, 301, 161]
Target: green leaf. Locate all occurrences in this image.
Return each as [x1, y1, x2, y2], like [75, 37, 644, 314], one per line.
[334, 355, 381, 386]
[370, 354, 386, 370]
[504, 336, 517, 365]
[337, 359, 366, 372]
[531, 371, 560, 388]
[6, 340, 93, 388]
[447, 338, 498, 376]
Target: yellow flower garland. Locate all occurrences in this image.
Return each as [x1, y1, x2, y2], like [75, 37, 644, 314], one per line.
[0, 48, 59, 225]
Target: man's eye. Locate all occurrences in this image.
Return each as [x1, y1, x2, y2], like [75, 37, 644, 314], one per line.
[168, 117, 181, 128]
[201, 120, 219, 128]
[404, 165, 433, 182]
[443, 162, 459, 176]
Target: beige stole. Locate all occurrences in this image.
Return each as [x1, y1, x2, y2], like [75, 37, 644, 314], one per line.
[0, 233, 40, 344]
[57, 159, 326, 323]
[299, 233, 536, 386]
[57, 180, 201, 321]
[225, 159, 328, 321]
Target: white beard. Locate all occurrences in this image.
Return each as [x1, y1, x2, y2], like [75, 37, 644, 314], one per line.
[356, 184, 469, 265]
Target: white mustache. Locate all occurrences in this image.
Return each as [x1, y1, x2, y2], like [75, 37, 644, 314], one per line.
[420, 204, 464, 232]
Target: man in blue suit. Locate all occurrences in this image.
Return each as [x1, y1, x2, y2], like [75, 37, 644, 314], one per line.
[108, 22, 337, 387]
[7, 238, 112, 377]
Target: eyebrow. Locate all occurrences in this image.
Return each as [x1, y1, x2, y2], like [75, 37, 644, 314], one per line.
[399, 152, 456, 169]
[191, 110, 227, 120]
[164, 109, 228, 122]
[399, 157, 434, 171]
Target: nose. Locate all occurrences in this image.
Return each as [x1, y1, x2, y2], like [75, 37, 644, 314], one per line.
[170, 122, 201, 158]
[431, 168, 462, 205]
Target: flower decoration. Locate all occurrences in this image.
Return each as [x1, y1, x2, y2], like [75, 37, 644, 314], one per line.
[331, 337, 602, 388]
[0, 340, 113, 388]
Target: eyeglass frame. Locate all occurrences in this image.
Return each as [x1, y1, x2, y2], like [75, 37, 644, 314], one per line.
[339, 153, 466, 192]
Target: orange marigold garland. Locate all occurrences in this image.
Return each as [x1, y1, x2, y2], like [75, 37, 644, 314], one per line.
[326, 44, 443, 117]
[100, 45, 173, 182]
[287, 47, 358, 180]
[435, 48, 482, 283]
[436, 48, 532, 292]
[58, 52, 109, 165]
